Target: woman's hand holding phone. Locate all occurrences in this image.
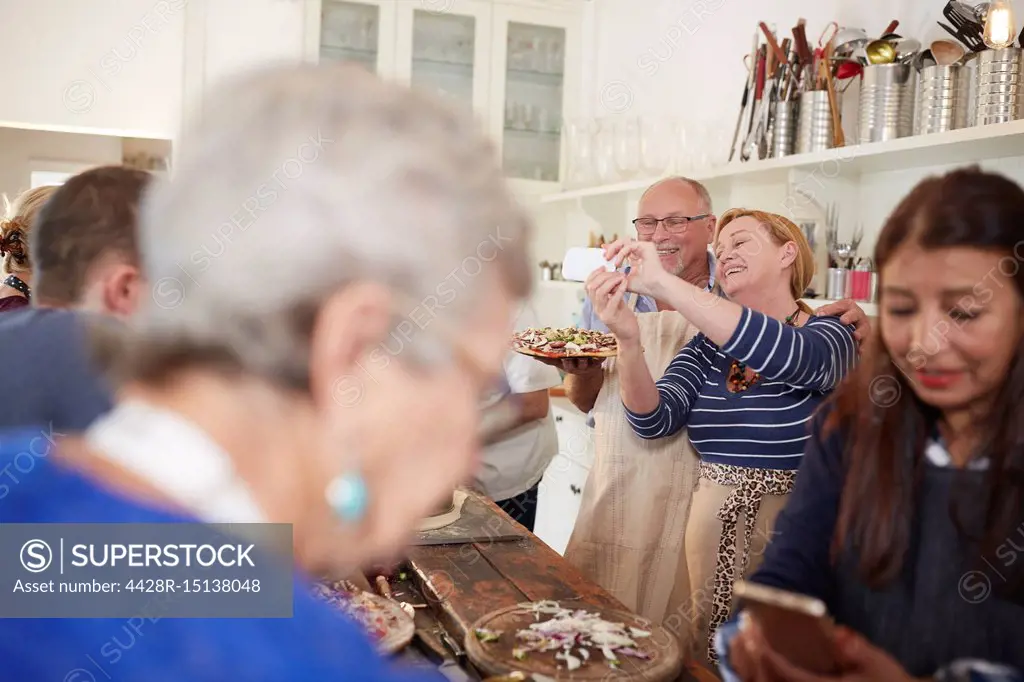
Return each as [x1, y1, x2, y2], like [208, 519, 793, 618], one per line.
[729, 613, 925, 682]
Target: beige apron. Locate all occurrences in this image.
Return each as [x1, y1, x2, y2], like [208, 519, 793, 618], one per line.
[563, 299, 701, 634]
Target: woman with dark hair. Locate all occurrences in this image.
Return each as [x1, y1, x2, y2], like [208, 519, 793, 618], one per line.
[717, 166, 1024, 681]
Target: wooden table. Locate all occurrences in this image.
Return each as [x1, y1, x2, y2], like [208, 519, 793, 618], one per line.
[393, 491, 719, 682]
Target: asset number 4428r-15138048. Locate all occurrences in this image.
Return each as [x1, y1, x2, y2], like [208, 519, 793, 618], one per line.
[124, 578, 262, 593]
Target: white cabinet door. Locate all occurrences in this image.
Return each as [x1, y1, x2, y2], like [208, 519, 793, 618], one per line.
[534, 400, 594, 555]
[305, 0, 398, 78]
[489, 4, 582, 185]
[393, 1, 492, 122]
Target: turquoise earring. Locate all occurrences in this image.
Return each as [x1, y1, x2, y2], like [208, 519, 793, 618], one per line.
[326, 472, 368, 523]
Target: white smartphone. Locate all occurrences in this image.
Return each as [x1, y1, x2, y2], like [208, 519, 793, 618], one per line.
[561, 247, 615, 282]
[733, 581, 840, 675]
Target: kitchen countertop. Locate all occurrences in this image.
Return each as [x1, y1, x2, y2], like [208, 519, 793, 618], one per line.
[382, 489, 719, 682]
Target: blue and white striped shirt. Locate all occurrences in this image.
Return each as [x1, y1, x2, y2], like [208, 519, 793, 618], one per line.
[625, 308, 857, 470]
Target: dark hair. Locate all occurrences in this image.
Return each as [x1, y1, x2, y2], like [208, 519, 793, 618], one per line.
[29, 166, 152, 305]
[827, 166, 1024, 589]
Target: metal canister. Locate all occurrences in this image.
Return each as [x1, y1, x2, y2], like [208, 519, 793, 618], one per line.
[869, 271, 879, 302]
[796, 91, 834, 153]
[770, 100, 798, 158]
[975, 47, 1024, 126]
[826, 268, 850, 300]
[858, 63, 917, 143]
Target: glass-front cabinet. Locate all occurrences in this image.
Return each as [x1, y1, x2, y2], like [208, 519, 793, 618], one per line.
[394, 2, 491, 116]
[309, 0, 397, 76]
[498, 22, 566, 182]
[489, 5, 580, 186]
[304, 0, 581, 186]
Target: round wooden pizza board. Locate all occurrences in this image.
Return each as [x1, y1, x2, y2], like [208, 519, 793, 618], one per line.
[346, 591, 415, 655]
[513, 346, 617, 360]
[464, 604, 682, 681]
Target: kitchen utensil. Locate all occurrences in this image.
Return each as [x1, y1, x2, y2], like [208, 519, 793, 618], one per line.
[793, 21, 814, 90]
[833, 27, 870, 57]
[952, 0, 987, 24]
[882, 20, 900, 35]
[836, 60, 863, 79]
[729, 35, 759, 162]
[938, 20, 985, 51]
[741, 44, 772, 161]
[866, 39, 897, 64]
[821, 40, 845, 146]
[942, 1, 988, 51]
[894, 38, 922, 63]
[760, 21, 788, 65]
[931, 39, 966, 65]
[914, 48, 937, 71]
[816, 22, 839, 57]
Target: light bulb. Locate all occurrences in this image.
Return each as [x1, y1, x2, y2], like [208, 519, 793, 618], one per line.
[983, 0, 1016, 49]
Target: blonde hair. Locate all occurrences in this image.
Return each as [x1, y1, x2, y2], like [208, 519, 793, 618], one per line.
[715, 208, 815, 314]
[1, 185, 57, 275]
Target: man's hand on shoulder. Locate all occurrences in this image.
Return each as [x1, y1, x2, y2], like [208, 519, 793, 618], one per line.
[815, 298, 871, 346]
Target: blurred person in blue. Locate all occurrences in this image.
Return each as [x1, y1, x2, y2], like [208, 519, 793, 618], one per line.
[0, 61, 533, 680]
[0, 166, 152, 433]
[718, 168, 1024, 681]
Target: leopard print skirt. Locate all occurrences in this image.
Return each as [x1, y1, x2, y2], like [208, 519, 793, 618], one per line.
[699, 461, 797, 663]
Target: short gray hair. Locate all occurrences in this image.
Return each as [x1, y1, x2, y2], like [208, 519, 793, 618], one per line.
[107, 62, 532, 389]
[640, 176, 713, 213]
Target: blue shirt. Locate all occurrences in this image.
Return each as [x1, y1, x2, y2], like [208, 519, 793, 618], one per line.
[625, 308, 856, 470]
[713, 408, 1024, 681]
[0, 428, 444, 682]
[0, 308, 114, 432]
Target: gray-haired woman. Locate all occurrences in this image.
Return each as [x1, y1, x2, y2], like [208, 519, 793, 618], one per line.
[0, 63, 531, 680]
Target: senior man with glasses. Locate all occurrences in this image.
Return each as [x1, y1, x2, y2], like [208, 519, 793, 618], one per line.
[549, 177, 868, 651]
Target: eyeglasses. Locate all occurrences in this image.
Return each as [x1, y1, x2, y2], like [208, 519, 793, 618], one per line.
[632, 214, 709, 235]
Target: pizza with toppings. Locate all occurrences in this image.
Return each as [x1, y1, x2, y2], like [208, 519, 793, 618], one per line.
[313, 580, 414, 654]
[512, 327, 618, 359]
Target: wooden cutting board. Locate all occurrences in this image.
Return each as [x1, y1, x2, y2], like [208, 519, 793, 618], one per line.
[412, 491, 529, 546]
[464, 603, 682, 681]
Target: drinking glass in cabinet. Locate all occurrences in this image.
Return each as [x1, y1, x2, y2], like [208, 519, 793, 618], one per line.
[613, 117, 641, 180]
[320, 1, 379, 70]
[639, 116, 674, 177]
[411, 10, 475, 108]
[673, 121, 693, 173]
[593, 118, 618, 184]
[502, 23, 566, 182]
[564, 119, 596, 189]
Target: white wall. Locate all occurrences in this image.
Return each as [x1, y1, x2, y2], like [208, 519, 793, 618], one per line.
[0, 128, 123, 203]
[0, 0, 185, 139]
[585, 0, 954, 126]
[183, 0, 307, 123]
